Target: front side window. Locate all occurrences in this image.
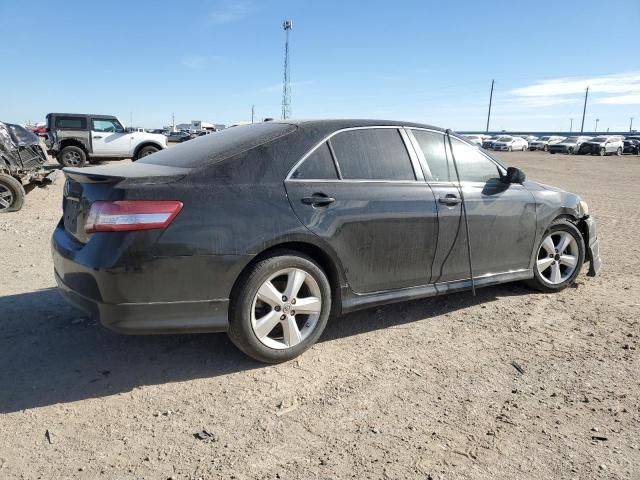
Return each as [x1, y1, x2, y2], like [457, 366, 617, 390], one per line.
[92, 118, 123, 133]
[450, 138, 501, 182]
[291, 142, 338, 180]
[411, 130, 452, 182]
[330, 128, 415, 181]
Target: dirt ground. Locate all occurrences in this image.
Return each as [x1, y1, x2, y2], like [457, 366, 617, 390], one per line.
[1, 150, 639, 480]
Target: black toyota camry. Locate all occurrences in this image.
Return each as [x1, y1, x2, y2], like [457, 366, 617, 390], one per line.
[52, 120, 601, 363]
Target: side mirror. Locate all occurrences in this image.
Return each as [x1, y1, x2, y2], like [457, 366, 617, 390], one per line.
[503, 166, 526, 184]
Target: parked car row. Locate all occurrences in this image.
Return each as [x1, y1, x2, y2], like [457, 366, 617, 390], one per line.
[465, 133, 640, 156]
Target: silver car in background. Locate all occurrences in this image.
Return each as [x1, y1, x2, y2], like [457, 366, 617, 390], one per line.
[548, 136, 592, 155]
[529, 135, 566, 151]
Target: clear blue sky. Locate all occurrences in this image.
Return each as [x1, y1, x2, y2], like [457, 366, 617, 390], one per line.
[2, 0, 638, 131]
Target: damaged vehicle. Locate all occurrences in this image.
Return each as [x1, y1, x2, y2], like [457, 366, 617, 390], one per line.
[0, 121, 57, 212]
[52, 120, 601, 363]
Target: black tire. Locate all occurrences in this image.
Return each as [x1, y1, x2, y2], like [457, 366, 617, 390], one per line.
[508, 146, 513, 152]
[228, 251, 332, 363]
[543, 144, 549, 152]
[526, 218, 585, 293]
[616, 147, 622, 156]
[134, 145, 159, 161]
[550, 151, 555, 154]
[568, 147, 574, 155]
[58, 146, 87, 167]
[0, 173, 26, 213]
[599, 147, 606, 156]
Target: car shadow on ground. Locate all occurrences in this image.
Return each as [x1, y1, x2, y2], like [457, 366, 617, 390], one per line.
[0, 284, 531, 413]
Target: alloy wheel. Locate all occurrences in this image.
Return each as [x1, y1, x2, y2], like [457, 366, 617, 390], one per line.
[251, 268, 322, 349]
[0, 184, 14, 211]
[536, 231, 579, 285]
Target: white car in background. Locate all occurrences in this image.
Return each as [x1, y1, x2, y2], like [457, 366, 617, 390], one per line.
[463, 134, 485, 146]
[529, 135, 566, 151]
[491, 136, 528, 152]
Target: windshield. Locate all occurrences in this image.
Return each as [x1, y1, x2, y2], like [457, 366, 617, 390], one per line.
[563, 137, 578, 142]
[496, 136, 512, 142]
[538, 136, 551, 141]
[592, 136, 609, 142]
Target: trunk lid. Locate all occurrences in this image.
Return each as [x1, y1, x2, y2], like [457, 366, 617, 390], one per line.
[62, 163, 189, 243]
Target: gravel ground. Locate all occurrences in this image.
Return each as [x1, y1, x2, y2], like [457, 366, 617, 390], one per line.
[0, 150, 639, 480]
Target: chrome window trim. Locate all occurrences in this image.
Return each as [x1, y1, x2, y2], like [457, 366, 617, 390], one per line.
[285, 125, 422, 182]
[404, 128, 434, 180]
[398, 128, 424, 181]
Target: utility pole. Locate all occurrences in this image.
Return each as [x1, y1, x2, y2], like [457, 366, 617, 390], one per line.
[580, 87, 589, 133]
[171, 112, 175, 132]
[251, 105, 255, 124]
[595, 118, 599, 132]
[570, 118, 573, 133]
[631, 117, 634, 132]
[281, 20, 293, 120]
[485, 79, 494, 133]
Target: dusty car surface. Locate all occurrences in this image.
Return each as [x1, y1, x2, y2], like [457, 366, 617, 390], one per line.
[0, 121, 57, 212]
[52, 120, 601, 363]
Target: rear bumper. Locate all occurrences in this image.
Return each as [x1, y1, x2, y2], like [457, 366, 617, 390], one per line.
[55, 271, 228, 334]
[50, 223, 250, 334]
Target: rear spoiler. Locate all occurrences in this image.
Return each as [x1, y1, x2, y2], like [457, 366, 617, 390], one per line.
[63, 163, 190, 185]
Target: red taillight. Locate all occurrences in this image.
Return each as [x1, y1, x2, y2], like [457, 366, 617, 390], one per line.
[85, 200, 183, 233]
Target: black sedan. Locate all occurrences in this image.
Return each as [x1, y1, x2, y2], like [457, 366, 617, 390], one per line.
[623, 139, 640, 154]
[52, 120, 601, 363]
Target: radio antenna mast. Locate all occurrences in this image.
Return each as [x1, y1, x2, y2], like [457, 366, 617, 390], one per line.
[281, 20, 293, 120]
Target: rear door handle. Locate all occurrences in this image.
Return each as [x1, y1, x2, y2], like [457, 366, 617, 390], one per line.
[438, 194, 462, 205]
[93, 136, 103, 139]
[301, 194, 335, 207]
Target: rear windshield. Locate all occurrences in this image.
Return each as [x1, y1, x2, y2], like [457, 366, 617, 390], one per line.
[141, 122, 296, 168]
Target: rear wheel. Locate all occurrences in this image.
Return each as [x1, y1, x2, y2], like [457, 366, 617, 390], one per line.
[0, 173, 26, 213]
[527, 218, 585, 293]
[616, 147, 622, 156]
[599, 147, 606, 156]
[543, 144, 549, 152]
[58, 146, 87, 167]
[508, 146, 513, 152]
[135, 145, 159, 161]
[228, 252, 332, 363]
[568, 147, 574, 154]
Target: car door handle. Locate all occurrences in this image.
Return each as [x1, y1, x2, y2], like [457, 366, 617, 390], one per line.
[438, 195, 462, 205]
[301, 194, 335, 207]
[93, 135, 103, 139]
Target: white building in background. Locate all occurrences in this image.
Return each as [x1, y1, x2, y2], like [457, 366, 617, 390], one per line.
[174, 121, 225, 132]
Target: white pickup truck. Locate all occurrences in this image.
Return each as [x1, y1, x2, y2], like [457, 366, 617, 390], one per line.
[46, 113, 167, 167]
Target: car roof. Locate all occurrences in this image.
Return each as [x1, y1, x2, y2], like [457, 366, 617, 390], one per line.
[47, 113, 118, 119]
[270, 118, 447, 133]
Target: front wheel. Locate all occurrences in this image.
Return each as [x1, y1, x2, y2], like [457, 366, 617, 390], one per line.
[616, 147, 622, 156]
[599, 147, 606, 156]
[526, 219, 585, 293]
[568, 147, 574, 155]
[228, 252, 332, 363]
[0, 173, 26, 212]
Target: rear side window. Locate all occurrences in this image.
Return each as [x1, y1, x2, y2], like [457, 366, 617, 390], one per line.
[291, 142, 338, 180]
[330, 128, 415, 181]
[140, 122, 297, 168]
[55, 116, 87, 129]
[411, 130, 452, 182]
